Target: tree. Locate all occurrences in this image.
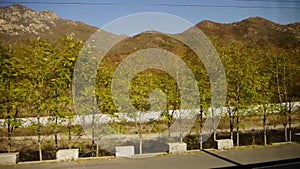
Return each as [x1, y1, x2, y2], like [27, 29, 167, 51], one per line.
[254, 48, 274, 146]
[273, 48, 298, 142]
[15, 38, 56, 161]
[30, 39, 53, 161]
[160, 75, 178, 142]
[0, 43, 24, 152]
[195, 69, 210, 149]
[221, 44, 260, 146]
[52, 35, 83, 149]
[130, 70, 152, 154]
[197, 105, 207, 150]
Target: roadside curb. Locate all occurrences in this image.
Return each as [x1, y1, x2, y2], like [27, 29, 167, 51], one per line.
[129, 152, 168, 159]
[18, 160, 58, 165]
[17, 156, 115, 165]
[77, 156, 115, 161]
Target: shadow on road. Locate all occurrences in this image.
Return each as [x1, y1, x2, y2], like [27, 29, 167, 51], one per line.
[202, 149, 242, 166]
[204, 150, 300, 169]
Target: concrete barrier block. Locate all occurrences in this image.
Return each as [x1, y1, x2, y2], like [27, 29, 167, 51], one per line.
[56, 149, 79, 161]
[0, 152, 19, 165]
[168, 142, 187, 153]
[115, 146, 134, 157]
[215, 139, 233, 150]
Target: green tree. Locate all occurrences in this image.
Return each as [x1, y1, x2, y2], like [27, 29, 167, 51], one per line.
[52, 35, 83, 149]
[273, 48, 299, 142]
[253, 48, 274, 146]
[0, 43, 25, 152]
[14, 38, 56, 161]
[221, 44, 260, 146]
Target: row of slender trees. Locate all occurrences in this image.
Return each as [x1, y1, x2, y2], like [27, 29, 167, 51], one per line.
[0, 34, 299, 160]
[217, 43, 299, 146]
[0, 36, 83, 160]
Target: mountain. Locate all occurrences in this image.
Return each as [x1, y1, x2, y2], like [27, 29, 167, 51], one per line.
[0, 4, 299, 50]
[197, 17, 300, 49]
[0, 4, 97, 44]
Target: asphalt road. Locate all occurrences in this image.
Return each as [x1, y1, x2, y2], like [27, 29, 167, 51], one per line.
[2, 143, 300, 169]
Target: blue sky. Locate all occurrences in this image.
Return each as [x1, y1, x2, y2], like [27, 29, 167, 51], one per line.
[1, 0, 299, 28]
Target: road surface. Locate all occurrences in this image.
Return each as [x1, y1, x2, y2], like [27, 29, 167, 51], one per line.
[1, 143, 300, 169]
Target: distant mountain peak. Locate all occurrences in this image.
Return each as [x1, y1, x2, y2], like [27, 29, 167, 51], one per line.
[197, 16, 300, 49]
[7, 3, 32, 10]
[0, 4, 97, 43]
[244, 16, 270, 22]
[236, 16, 281, 27]
[197, 20, 221, 28]
[0, 4, 61, 36]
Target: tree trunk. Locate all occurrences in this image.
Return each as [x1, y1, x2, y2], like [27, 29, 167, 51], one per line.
[288, 115, 292, 142]
[229, 111, 234, 140]
[139, 122, 143, 154]
[38, 137, 42, 161]
[263, 110, 267, 146]
[236, 131, 239, 147]
[68, 119, 72, 149]
[37, 116, 42, 161]
[91, 140, 95, 157]
[54, 89, 59, 152]
[138, 113, 143, 154]
[236, 116, 240, 146]
[96, 142, 99, 157]
[168, 121, 171, 142]
[7, 123, 12, 153]
[199, 107, 203, 150]
[55, 116, 58, 151]
[263, 128, 267, 146]
[139, 135, 143, 154]
[212, 108, 216, 141]
[213, 131, 217, 141]
[7, 128, 12, 153]
[284, 124, 287, 142]
[91, 118, 95, 157]
[6, 82, 12, 153]
[199, 134, 203, 150]
[179, 110, 183, 143]
[251, 130, 256, 145]
[168, 108, 175, 142]
[264, 128, 268, 145]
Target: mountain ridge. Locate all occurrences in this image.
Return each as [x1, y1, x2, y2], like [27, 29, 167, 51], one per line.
[0, 4, 299, 49]
[198, 17, 300, 49]
[0, 4, 98, 44]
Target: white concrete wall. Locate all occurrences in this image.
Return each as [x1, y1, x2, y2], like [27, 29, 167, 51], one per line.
[1, 102, 299, 127]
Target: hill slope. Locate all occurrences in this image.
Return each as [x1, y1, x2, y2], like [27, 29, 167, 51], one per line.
[0, 4, 97, 43]
[197, 17, 300, 49]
